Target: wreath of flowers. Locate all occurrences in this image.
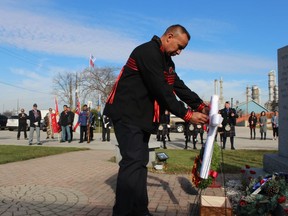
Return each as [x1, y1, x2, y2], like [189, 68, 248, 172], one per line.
[191, 143, 221, 189]
[236, 172, 288, 216]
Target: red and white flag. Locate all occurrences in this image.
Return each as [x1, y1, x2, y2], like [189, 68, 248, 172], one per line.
[73, 92, 81, 133]
[52, 97, 60, 133]
[55, 97, 59, 116]
[89, 54, 95, 68]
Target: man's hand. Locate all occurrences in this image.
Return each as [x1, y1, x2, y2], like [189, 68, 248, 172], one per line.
[189, 112, 209, 124]
[201, 105, 210, 115]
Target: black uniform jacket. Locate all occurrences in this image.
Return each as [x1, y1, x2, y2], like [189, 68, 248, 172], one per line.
[104, 36, 204, 132]
[219, 108, 238, 127]
[29, 109, 42, 127]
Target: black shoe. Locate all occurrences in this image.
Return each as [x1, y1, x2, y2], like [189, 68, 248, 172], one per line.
[46, 137, 49, 139]
[193, 146, 197, 149]
[79, 141, 83, 143]
[68, 140, 71, 143]
[107, 139, 110, 141]
[231, 147, 235, 150]
[37, 143, 42, 145]
[60, 140, 65, 143]
[222, 147, 225, 150]
[29, 143, 32, 145]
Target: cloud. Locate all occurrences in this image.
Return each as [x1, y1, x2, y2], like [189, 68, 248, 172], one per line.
[0, 4, 276, 75]
[0, 6, 138, 63]
[0, 2, 276, 111]
[174, 50, 276, 74]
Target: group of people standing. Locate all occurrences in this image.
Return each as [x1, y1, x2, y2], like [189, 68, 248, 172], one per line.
[182, 101, 238, 150]
[17, 103, 112, 144]
[248, 110, 279, 140]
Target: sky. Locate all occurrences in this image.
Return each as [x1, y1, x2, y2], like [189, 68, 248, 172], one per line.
[0, 0, 287, 114]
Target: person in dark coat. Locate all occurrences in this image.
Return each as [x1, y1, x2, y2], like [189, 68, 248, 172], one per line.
[66, 107, 75, 141]
[219, 101, 238, 150]
[28, 103, 42, 145]
[17, 108, 28, 140]
[102, 114, 111, 141]
[248, 111, 257, 140]
[104, 24, 209, 216]
[58, 105, 72, 143]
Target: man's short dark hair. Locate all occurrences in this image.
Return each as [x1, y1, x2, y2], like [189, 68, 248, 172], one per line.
[164, 24, 191, 40]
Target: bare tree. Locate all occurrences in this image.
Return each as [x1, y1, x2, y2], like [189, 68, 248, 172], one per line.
[80, 66, 118, 104]
[52, 67, 118, 110]
[52, 72, 76, 108]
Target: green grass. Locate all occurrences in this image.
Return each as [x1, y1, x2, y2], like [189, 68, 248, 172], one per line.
[0, 145, 89, 164]
[155, 148, 278, 174]
[0, 145, 278, 175]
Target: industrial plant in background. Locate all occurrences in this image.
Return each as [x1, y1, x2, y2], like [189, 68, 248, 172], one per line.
[265, 70, 279, 111]
[214, 70, 279, 115]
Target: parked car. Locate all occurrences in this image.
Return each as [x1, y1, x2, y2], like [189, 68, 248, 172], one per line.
[6, 115, 30, 131]
[0, 115, 8, 130]
[170, 114, 185, 133]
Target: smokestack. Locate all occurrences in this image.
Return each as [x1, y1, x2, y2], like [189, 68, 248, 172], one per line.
[252, 85, 260, 104]
[214, 79, 218, 95]
[268, 70, 276, 102]
[274, 85, 278, 102]
[219, 77, 224, 107]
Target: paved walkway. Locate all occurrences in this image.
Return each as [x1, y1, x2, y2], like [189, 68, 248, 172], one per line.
[0, 127, 278, 215]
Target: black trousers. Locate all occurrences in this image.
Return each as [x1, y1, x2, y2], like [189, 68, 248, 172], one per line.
[113, 120, 150, 216]
[250, 127, 256, 139]
[80, 125, 87, 142]
[273, 127, 279, 138]
[102, 127, 110, 141]
[17, 123, 27, 138]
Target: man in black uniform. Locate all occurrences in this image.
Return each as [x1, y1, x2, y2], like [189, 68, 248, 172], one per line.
[104, 24, 209, 216]
[17, 108, 28, 140]
[102, 114, 111, 141]
[219, 101, 238, 150]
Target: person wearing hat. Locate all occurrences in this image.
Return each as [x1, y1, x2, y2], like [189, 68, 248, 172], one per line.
[28, 103, 42, 145]
[219, 101, 238, 150]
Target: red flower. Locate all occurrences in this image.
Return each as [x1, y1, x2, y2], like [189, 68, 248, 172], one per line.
[245, 165, 250, 169]
[250, 170, 256, 175]
[260, 179, 265, 185]
[277, 196, 286, 204]
[240, 169, 246, 174]
[239, 200, 247, 206]
[284, 208, 288, 214]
